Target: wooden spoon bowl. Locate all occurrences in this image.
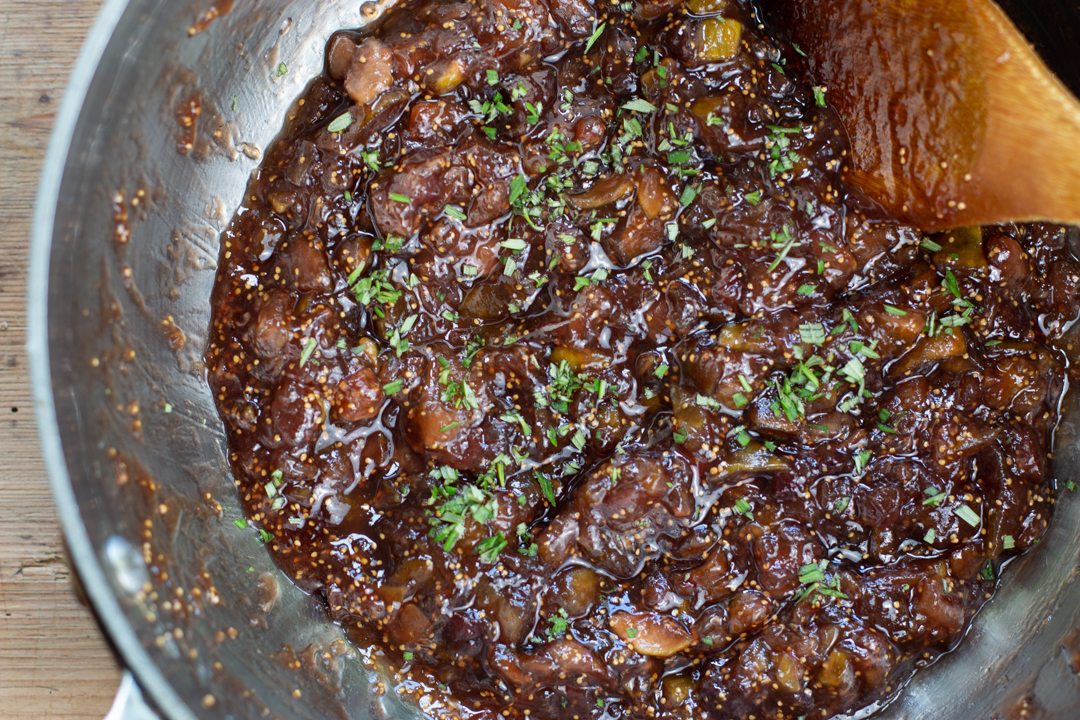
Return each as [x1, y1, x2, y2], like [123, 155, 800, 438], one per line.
[761, 0, 1080, 231]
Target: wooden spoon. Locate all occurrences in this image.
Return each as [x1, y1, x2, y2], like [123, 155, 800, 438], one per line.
[760, 0, 1080, 231]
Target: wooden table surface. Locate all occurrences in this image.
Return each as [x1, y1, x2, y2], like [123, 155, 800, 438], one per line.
[0, 1, 122, 717]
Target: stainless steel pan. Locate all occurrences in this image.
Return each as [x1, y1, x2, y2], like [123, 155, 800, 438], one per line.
[28, 1, 1080, 718]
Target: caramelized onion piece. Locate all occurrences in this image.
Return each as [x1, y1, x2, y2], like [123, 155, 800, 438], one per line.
[696, 18, 742, 62]
[567, 176, 635, 210]
[610, 611, 695, 657]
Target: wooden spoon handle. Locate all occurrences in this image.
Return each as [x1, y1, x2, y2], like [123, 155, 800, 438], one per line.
[969, 0, 1080, 228]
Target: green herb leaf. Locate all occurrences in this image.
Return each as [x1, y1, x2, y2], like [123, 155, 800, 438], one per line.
[383, 379, 403, 395]
[361, 149, 381, 172]
[850, 340, 881, 359]
[277, 62, 288, 77]
[954, 503, 981, 527]
[584, 22, 606, 53]
[854, 449, 871, 476]
[922, 487, 946, 507]
[767, 225, 797, 273]
[841, 308, 859, 333]
[799, 563, 826, 585]
[944, 267, 963, 300]
[389, 192, 411, 204]
[839, 356, 866, 387]
[569, 429, 586, 451]
[524, 101, 541, 124]
[547, 608, 569, 637]
[427, 477, 498, 551]
[666, 222, 679, 242]
[667, 149, 689, 166]
[299, 337, 318, 367]
[536, 471, 557, 507]
[622, 98, 659, 113]
[799, 323, 826, 346]
[477, 532, 508, 563]
[509, 174, 528, 204]
[346, 263, 382, 297]
[679, 185, 698, 207]
[501, 238, 529, 252]
[773, 376, 806, 421]
[327, 112, 353, 133]
[696, 394, 722, 411]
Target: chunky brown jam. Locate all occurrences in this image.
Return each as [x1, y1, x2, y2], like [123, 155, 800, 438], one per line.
[205, 1, 1080, 718]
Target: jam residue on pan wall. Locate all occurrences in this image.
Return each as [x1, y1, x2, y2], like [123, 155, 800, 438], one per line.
[205, 0, 1080, 718]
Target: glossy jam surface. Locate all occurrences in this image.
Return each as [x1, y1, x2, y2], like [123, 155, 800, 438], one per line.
[205, 1, 1080, 718]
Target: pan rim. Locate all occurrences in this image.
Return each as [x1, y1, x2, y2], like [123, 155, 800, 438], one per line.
[26, 1, 198, 718]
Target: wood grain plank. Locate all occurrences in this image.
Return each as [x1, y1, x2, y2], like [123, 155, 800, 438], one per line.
[0, 1, 122, 718]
